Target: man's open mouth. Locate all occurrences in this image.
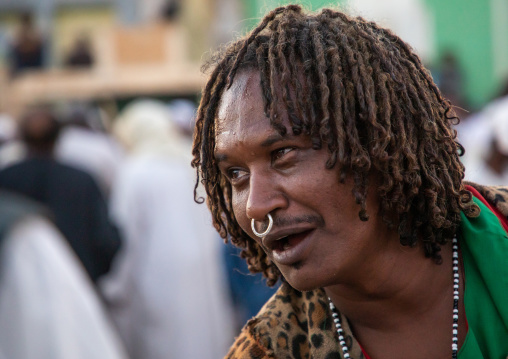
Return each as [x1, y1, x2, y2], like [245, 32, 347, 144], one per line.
[272, 229, 313, 253]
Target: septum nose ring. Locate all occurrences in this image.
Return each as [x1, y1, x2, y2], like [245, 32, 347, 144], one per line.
[251, 213, 274, 238]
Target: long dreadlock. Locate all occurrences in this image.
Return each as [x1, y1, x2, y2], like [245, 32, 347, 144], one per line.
[192, 5, 478, 286]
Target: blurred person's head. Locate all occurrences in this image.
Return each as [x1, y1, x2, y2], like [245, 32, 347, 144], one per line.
[486, 99, 508, 174]
[161, 0, 182, 21]
[486, 138, 508, 176]
[113, 99, 189, 159]
[497, 78, 508, 99]
[71, 34, 93, 58]
[12, 11, 43, 65]
[441, 51, 459, 68]
[167, 99, 197, 137]
[65, 33, 95, 68]
[19, 12, 34, 28]
[58, 102, 105, 132]
[20, 108, 61, 156]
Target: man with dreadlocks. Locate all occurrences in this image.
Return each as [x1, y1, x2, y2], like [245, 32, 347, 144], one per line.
[192, 5, 508, 359]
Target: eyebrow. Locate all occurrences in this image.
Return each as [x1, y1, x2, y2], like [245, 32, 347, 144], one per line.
[214, 132, 291, 164]
[215, 152, 228, 163]
[260, 133, 286, 147]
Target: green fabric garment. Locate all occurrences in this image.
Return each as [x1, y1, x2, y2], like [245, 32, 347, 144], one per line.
[459, 197, 508, 359]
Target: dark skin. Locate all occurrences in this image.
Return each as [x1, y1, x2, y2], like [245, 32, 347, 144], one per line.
[215, 69, 467, 358]
[325, 241, 467, 359]
[21, 110, 60, 156]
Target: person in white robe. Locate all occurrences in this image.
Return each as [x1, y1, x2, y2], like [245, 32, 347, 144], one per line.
[101, 99, 235, 359]
[460, 95, 508, 185]
[0, 197, 128, 359]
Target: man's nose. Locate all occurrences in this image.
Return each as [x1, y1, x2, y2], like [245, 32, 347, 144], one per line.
[246, 172, 288, 221]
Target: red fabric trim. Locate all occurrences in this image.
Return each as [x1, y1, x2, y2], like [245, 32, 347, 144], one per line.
[465, 185, 508, 233]
[360, 344, 371, 359]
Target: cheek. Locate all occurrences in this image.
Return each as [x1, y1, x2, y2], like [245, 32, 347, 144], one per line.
[231, 189, 251, 234]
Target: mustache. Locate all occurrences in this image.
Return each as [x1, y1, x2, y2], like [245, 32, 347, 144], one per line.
[272, 214, 325, 228]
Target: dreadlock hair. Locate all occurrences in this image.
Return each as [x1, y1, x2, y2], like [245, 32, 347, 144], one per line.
[192, 5, 479, 287]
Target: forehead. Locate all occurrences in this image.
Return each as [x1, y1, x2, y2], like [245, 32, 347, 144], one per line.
[216, 70, 264, 133]
[215, 70, 282, 149]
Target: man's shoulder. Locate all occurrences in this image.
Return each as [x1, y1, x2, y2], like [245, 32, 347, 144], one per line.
[49, 160, 102, 190]
[49, 159, 92, 178]
[465, 181, 508, 217]
[0, 159, 31, 176]
[0, 158, 91, 181]
[0, 160, 40, 189]
[226, 284, 339, 358]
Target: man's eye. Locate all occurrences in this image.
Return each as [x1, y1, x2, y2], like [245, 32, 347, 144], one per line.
[273, 147, 294, 161]
[227, 168, 247, 181]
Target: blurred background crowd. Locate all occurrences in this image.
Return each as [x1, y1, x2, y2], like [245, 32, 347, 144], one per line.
[0, 0, 506, 358]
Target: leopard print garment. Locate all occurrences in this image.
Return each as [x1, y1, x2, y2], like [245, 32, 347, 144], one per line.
[466, 181, 508, 217]
[225, 284, 365, 359]
[225, 183, 508, 359]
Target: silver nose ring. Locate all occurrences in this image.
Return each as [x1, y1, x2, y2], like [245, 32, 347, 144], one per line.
[251, 213, 274, 238]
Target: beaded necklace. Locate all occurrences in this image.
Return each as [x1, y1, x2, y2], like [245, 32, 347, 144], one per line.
[328, 236, 460, 359]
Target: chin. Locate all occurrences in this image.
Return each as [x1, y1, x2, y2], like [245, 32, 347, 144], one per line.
[280, 262, 326, 292]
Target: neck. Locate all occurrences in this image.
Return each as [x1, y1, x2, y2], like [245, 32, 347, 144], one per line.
[325, 241, 467, 358]
[325, 242, 453, 330]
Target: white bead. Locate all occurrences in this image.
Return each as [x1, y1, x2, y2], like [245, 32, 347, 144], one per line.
[453, 314, 458, 320]
[453, 329, 457, 335]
